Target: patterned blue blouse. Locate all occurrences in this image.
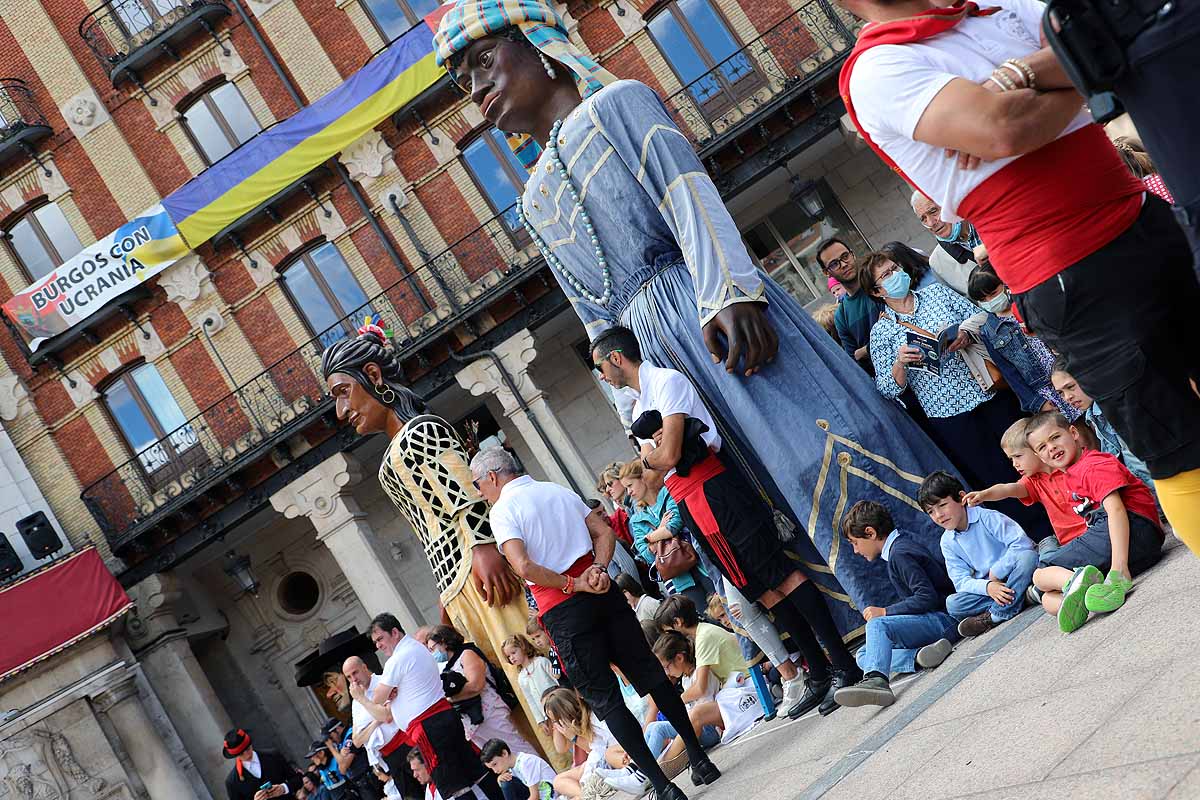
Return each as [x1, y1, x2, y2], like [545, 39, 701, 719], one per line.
[869, 283, 993, 418]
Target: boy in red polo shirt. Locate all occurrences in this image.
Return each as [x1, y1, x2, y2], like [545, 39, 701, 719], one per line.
[1025, 413, 1164, 634]
[965, 418, 1086, 551]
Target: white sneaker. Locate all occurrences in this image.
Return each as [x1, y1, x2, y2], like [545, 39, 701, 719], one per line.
[596, 766, 649, 795]
[781, 676, 805, 709]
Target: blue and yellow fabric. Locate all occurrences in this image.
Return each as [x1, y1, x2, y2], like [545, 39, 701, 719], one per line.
[162, 12, 447, 248]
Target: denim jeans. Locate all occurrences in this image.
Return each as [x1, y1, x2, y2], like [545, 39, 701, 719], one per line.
[946, 549, 1038, 622]
[855, 611, 958, 677]
[644, 720, 721, 758]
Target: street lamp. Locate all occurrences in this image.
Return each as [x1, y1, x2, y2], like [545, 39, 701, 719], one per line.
[222, 550, 260, 596]
[789, 177, 825, 219]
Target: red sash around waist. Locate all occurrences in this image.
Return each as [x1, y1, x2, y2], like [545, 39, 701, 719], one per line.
[664, 450, 725, 500]
[380, 696, 453, 758]
[957, 125, 1144, 294]
[663, 451, 748, 588]
[530, 553, 593, 617]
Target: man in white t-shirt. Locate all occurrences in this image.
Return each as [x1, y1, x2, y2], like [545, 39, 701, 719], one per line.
[592, 325, 862, 719]
[469, 447, 718, 800]
[838, 0, 1200, 535]
[351, 612, 501, 800]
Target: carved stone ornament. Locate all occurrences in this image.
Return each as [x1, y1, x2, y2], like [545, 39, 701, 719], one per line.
[199, 308, 226, 335]
[59, 89, 111, 139]
[340, 130, 398, 187]
[157, 254, 214, 310]
[0, 373, 32, 422]
[218, 43, 249, 81]
[138, 323, 166, 361]
[0, 727, 104, 800]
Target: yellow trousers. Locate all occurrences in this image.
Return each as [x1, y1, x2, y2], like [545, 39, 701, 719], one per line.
[1157, 468, 1200, 557]
[445, 580, 570, 770]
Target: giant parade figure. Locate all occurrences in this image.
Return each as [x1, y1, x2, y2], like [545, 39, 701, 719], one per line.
[432, 0, 957, 638]
[320, 321, 553, 759]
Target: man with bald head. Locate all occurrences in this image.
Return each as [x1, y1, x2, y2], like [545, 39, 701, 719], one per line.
[911, 191, 980, 295]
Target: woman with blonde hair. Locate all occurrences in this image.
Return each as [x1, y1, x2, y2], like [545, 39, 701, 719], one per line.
[543, 689, 645, 799]
[618, 460, 711, 612]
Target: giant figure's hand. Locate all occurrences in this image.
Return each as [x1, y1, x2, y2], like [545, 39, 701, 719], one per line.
[702, 303, 779, 377]
[472, 544, 523, 607]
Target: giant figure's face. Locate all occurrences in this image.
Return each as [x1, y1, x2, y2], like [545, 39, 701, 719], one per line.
[323, 671, 351, 711]
[328, 368, 392, 435]
[456, 35, 553, 133]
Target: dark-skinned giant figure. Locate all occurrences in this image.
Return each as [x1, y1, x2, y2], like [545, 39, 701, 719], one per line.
[433, 0, 956, 635]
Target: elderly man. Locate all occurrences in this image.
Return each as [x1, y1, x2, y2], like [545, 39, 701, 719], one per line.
[840, 0, 1200, 552]
[470, 447, 718, 800]
[350, 614, 500, 800]
[910, 192, 980, 295]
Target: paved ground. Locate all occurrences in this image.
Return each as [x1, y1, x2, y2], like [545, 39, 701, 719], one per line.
[684, 538, 1200, 800]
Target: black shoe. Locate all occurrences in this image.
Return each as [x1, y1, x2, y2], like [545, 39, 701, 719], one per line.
[689, 758, 721, 786]
[819, 669, 863, 716]
[786, 676, 831, 719]
[655, 783, 688, 800]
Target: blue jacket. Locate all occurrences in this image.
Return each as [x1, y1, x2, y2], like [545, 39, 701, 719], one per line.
[978, 313, 1050, 413]
[884, 530, 955, 617]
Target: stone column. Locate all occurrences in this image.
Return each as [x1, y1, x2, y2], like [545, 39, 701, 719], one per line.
[92, 673, 198, 800]
[270, 452, 424, 630]
[455, 328, 597, 495]
[128, 573, 232, 798]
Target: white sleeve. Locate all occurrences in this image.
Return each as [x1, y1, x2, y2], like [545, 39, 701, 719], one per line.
[849, 45, 958, 141]
[489, 502, 523, 548]
[656, 370, 701, 419]
[380, 654, 404, 688]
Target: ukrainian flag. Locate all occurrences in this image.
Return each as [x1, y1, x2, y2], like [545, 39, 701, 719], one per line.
[162, 9, 450, 248]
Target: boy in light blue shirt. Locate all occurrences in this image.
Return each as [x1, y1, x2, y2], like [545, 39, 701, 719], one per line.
[918, 471, 1037, 639]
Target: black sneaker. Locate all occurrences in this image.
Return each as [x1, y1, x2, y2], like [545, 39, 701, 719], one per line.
[818, 669, 862, 716]
[655, 783, 688, 800]
[689, 758, 721, 786]
[786, 676, 831, 719]
[833, 674, 896, 708]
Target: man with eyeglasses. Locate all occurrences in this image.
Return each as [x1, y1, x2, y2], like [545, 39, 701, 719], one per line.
[817, 237, 881, 373]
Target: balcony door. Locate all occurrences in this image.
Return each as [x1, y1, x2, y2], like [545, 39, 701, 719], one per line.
[104, 362, 201, 482]
[648, 0, 761, 117]
[461, 128, 527, 233]
[280, 242, 373, 349]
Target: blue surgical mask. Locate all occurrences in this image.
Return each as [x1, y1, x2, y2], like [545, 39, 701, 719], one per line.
[880, 269, 912, 299]
[935, 221, 963, 243]
[980, 291, 1011, 314]
[432, 650, 448, 664]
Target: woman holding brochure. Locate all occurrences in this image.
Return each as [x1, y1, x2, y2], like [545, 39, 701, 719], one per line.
[859, 251, 1045, 533]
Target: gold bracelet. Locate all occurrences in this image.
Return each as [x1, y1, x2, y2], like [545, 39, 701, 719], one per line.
[1004, 58, 1037, 90]
[998, 62, 1028, 89]
[989, 69, 1017, 92]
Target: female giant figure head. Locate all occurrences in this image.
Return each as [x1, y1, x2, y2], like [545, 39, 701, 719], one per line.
[434, 0, 616, 149]
[321, 320, 428, 436]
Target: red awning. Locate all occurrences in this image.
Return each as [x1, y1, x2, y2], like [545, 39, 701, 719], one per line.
[0, 546, 132, 683]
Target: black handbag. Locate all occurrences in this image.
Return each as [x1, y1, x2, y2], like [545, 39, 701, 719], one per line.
[630, 411, 711, 476]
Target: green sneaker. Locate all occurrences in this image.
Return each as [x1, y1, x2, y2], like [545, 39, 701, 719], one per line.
[1085, 570, 1134, 613]
[1058, 565, 1103, 633]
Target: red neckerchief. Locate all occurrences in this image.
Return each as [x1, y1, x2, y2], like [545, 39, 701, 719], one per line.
[838, 1, 1000, 192]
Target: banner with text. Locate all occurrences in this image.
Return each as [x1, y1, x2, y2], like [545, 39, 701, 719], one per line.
[2, 204, 188, 352]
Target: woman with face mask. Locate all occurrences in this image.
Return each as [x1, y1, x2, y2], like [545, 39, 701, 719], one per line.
[859, 252, 1031, 517]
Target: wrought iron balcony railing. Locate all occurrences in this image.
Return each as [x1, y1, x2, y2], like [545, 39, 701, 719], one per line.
[79, 0, 231, 90]
[0, 79, 53, 169]
[663, 0, 860, 154]
[82, 204, 547, 552]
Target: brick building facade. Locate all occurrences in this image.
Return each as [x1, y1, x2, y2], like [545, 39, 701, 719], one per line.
[0, 1, 934, 797]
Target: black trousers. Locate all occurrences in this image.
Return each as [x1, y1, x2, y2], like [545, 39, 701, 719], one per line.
[1016, 195, 1200, 480]
[1108, 0, 1200, 273]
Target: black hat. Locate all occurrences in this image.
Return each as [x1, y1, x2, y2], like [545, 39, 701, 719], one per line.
[305, 740, 327, 759]
[320, 717, 345, 737]
[294, 627, 380, 687]
[222, 728, 252, 759]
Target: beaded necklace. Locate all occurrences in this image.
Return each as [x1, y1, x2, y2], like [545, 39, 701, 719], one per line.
[516, 117, 613, 306]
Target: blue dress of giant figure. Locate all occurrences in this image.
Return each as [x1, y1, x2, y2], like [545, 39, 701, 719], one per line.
[517, 80, 953, 634]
